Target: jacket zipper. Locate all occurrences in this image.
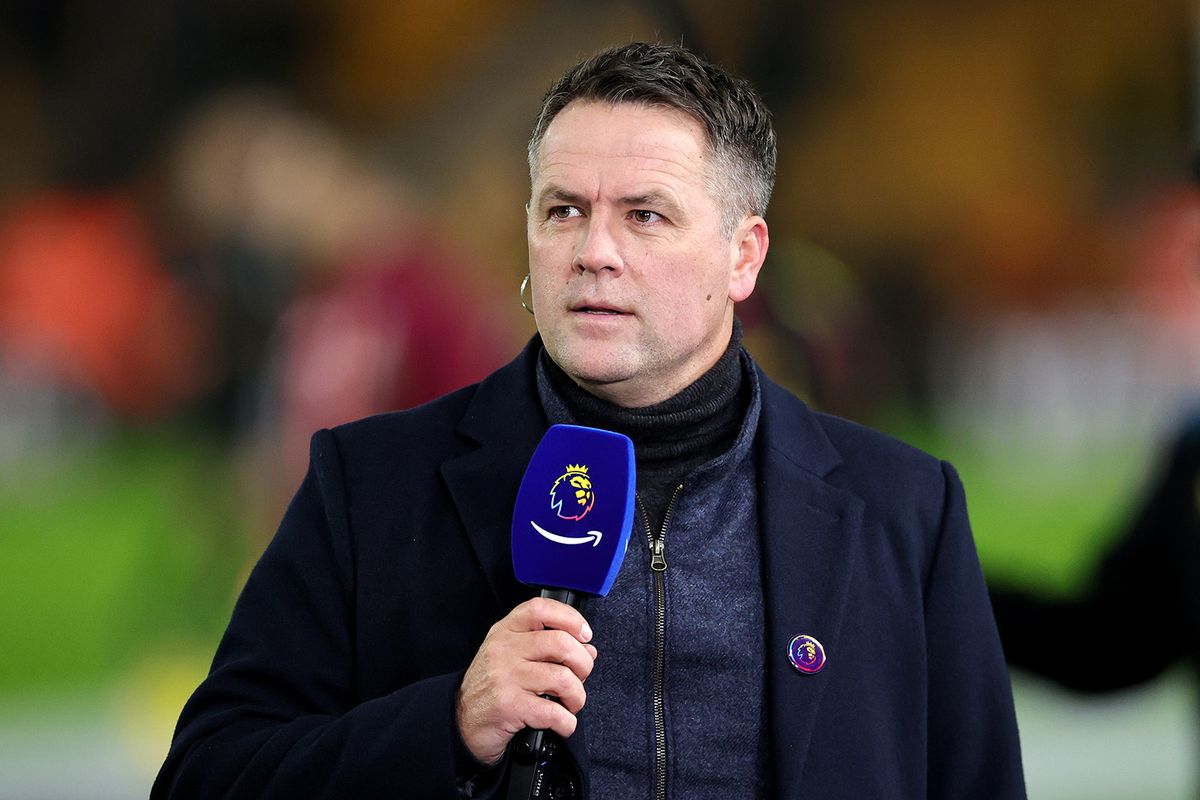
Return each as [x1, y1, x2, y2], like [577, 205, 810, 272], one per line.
[638, 484, 683, 800]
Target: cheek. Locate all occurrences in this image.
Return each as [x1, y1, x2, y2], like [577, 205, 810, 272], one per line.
[527, 242, 558, 289]
[529, 235, 574, 276]
[674, 257, 731, 306]
[649, 291, 711, 333]
[527, 235, 549, 265]
[527, 273, 553, 315]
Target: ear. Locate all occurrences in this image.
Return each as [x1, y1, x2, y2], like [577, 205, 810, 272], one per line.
[728, 215, 769, 303]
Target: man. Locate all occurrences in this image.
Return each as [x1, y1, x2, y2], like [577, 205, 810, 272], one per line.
[153, 42, 1025, 799]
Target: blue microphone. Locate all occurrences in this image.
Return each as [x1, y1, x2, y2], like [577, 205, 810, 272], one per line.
[511, 424, 636, 600]
[506, 424, 635, 799]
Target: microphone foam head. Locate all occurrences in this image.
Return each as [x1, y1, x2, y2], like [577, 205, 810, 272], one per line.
[511, 424, 635, 596]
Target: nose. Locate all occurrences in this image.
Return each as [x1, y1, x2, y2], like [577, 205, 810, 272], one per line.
[573, 217, 624, 276]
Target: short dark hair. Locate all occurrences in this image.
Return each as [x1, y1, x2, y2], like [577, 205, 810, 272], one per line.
[527, 42, 777, 234]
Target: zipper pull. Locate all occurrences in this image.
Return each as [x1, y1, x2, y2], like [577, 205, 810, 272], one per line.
[650, 537, 667, 571]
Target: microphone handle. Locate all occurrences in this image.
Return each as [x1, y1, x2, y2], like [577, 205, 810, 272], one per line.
[505, 587, 586, 800]
[540, 586, 583, 609]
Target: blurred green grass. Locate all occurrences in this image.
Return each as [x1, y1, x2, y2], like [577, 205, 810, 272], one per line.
[0, 430, 245, 693]
[881, 412, 1157, 595]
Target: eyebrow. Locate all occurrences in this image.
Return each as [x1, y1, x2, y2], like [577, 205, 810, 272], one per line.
[618, 191, 671, 208]
[619, 190, 684, 219]
[534, 186, 589, 209]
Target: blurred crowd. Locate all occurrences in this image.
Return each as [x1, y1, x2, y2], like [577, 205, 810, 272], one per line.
[4, 0, 1194, 480]
[0, 3, 523, 506]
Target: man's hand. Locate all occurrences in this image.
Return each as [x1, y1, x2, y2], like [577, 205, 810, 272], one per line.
[456, 597, 597, 765]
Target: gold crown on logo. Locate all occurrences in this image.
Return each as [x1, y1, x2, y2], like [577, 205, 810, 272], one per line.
[564, 464, 589, 474]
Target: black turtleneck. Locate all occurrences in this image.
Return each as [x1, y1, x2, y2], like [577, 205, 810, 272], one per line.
[535, 319, 751, 532]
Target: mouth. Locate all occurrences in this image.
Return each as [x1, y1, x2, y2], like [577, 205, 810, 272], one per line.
[571, 302, 630, 316]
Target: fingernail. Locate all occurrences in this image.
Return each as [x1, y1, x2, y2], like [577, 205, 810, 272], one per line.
[581, 621, 593, 642]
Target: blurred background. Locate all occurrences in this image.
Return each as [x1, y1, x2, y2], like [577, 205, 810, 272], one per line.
[0, 1, 1197, 797]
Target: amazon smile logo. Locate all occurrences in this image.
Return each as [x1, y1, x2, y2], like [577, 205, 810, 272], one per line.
[530, 520, 603, 547]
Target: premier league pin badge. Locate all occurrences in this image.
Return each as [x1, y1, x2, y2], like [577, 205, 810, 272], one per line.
[788, 633, 827, 675]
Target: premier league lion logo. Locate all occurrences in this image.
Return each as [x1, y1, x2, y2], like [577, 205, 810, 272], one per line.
[550, 464, 595, 521]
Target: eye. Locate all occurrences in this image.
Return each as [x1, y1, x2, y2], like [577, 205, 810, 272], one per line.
[548, 205, 582, 220]
[631, 209, 662, 224]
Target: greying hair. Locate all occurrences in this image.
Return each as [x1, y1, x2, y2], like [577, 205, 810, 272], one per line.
[527, 42, 777, 236]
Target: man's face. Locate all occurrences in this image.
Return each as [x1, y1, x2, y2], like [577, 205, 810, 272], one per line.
[527, 101, 766, 408]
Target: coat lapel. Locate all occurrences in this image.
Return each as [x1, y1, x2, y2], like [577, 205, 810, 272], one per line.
[440, 338, 547, 611]
[756, 371, 864, 798]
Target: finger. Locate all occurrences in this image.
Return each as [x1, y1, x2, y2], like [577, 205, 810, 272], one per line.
[517, 694, 579, 740]
[525, 628, 595, 682]
[518, 660, 588, 713]
[503, 597, 592, 642]
[513, 671, 588, 729]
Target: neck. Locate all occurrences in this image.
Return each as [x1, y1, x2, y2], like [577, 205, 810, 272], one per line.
[536, 318, 747, 457]
[570, 316, 736, 408]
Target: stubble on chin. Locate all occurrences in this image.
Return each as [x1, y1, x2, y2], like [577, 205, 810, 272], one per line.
[543, 334, 633, 392]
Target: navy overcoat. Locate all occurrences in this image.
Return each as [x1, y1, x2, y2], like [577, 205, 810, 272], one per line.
[153, 339, 1025, 799]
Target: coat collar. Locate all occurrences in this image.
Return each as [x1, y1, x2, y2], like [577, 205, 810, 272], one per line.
[438, 340, 857, 603]
[440, 336, 548, 612]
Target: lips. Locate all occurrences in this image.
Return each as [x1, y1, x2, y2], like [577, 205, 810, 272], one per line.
[571, 302, 630, 315]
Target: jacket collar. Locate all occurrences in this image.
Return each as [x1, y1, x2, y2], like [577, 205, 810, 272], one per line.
[441, 336, 548, 611]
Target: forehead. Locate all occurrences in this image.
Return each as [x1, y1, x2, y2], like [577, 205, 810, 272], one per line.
[533, 101, 712, 193]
